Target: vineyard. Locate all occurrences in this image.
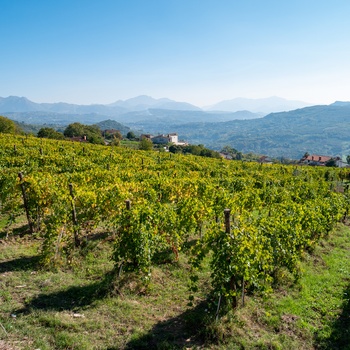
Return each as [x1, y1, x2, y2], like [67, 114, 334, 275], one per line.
[1, 133, 350, 348]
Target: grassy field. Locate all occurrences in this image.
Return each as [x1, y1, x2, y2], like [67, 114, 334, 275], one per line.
[1, 220, 350, 349]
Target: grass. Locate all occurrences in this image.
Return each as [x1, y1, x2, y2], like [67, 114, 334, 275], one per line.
[206, 224, 350, 349]
[1, 220, 350, 349]
[120, 140, 140, 149]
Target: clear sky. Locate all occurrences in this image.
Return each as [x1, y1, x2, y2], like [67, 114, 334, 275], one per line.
[1, 0, 350, 106]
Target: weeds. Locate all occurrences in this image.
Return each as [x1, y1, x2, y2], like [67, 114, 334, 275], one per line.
[1, 222, 350, 349]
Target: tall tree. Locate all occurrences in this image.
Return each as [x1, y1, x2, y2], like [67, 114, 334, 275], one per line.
[0, 116, 21, 134]
[38, 127, 64, 140]
[139, 138, 153, 151]
[64, 123, 104, 145]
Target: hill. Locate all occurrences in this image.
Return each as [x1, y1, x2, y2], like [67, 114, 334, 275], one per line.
[3, 111, 115, 125]
[0, 95, 200, 116]
[108, 95, 201, 111]
[142, 103, 350, 159]
[95, 119, 131, 135]
[10, 118, 132, 137]
[3, 96, 350, 159]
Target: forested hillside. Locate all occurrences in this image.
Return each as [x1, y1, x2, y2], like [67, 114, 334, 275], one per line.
[155, 103, 350, 159]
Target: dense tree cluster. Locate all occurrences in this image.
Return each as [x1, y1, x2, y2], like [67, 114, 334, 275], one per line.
[220, 145, 243, 160]
[0, 116, 21, 134]
[126, 131, 137, 140]
[63, 123, 105, 145]
[37, 127, 65, 140]
[139, 138, 153, 151]
[169, 144, 221, 158]
[104, 130, 122, 141]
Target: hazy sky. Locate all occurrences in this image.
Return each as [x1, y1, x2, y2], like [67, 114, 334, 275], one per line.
[1, 0, 350, 106]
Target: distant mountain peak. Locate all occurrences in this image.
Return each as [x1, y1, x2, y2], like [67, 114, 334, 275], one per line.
[0, 95, 202, 115]
[109, 95, 201, 111]
[331, 101, 350, 107]
[205, 96, 311, 114]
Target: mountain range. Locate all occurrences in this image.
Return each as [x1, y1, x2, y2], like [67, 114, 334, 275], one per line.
[146, 102, 350, 159]
[0, 95, 308, 117]
[0, 95, 271, 126]
[2, 95, 350, 160]
[206, 96, 311, 113]
[0, 95, 200, 115]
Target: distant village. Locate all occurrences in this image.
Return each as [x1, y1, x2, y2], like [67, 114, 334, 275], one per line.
[70, 127, 350, 167]
[256, 153, 350, 167]
[298, 153, 349, 167]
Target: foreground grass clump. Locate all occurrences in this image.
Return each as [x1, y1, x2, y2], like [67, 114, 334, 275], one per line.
[1, 222, 350, 349]
[0, 225, 210, 349]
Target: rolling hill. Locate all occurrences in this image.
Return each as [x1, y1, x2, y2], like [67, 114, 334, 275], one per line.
[2, 96, 350, 159]
[139, 103, 350, 159]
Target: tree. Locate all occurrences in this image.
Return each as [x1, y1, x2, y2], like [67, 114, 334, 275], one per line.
[221, 145, 239, 155]
[114, 130, 123, 140]
[221, 145, 243, 160]
[139, 138, 153, 151]
[347, 155, 350, 165]
[170, 144, 220, 158]
[325, 158, 337, 167]
[63, 123, 85, 138]
[104, 130, 122, 140]
[64, 123, 104, 145]
[126, 131, 136, 140]
[169, 144, 182, 154]
[38, 127, 64, 140]
[0, 116, 20, 134]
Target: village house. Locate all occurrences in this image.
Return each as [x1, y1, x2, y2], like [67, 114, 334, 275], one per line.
[299, 154, 347, 167]
[219, 152, 234, 160]
[152, 134, 172, 144]
[141, 134, 153, 140]
[258, 155, 273, 164]
[336, 159, 349, 168]
[140, 133, 187, 146]
[299, 154, 331, 166]
[71, 135, 89, 143]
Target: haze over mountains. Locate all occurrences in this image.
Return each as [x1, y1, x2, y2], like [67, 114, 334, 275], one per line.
[0, 94, 311, 127]
[150, 102, 350, 159]
[1, 95, 350, 160]
[0, 95, 309, 117]
[206, 96, 311, 113]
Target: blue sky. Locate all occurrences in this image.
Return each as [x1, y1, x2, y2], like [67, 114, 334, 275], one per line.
[1, 0, 350, 106]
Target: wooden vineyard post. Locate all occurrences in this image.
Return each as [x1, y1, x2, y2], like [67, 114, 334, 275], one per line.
[224, 208, 238, 308]
[224, 208, 231, 234]
[242, 276, 245, 307]
[18, 172, 34, 234]
[215, 294, 222, 322]
[118, 200, 132, 277]
[69, 183, 80, 247]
